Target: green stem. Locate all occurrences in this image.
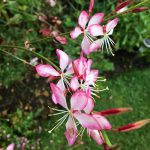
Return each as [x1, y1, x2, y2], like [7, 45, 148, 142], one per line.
[0, 49, 33, 67]
[101, 130, 112, 147]
[104, 0, 150, 21]
[0, 45, 59, 70]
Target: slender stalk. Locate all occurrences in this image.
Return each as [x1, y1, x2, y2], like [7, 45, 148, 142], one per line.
[0, 45, 59, 70]
[0, 49, 33, 67]
[101, 130, 112, 147]
[104, 0, 150, 21]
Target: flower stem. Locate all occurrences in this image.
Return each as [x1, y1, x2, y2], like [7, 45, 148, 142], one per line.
[0, 45, 59, 70]
[104, 0, 150, 21]
[101, 130, 112, 147]
[0, 49, 33, 67]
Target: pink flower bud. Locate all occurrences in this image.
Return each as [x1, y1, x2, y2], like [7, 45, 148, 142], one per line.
[131, 7, 149, 13]
[89, 0, 94, 13]
[115, 0, 133, 13]
[116, 119, 150, 132]
[98, 107, 133, 116]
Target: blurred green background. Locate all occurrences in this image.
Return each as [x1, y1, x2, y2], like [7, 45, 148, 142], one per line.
[0, 0, 150, 149]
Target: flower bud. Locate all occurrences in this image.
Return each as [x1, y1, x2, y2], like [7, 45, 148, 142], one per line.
[115, 0, 133, 13]
[94, 107, 133, 116]
[131, 7, 149, 13]
[89, 0, 94, 13]
[116, 119, 150, 132]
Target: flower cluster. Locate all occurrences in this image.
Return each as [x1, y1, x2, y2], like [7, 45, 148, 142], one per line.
[35, 0, 150, 149]
[70, 1, 118, 56]
[36, 49, 112, 146]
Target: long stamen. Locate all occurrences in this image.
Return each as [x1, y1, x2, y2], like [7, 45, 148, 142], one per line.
[48, 111, 67, 116]
[76, 127, 84, 137]
[48, 114, 68, 133]
[106, 37, 115, 56]
[48, 106, 66, 112]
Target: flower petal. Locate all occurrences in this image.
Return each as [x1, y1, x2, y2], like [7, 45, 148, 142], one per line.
[85, 70, 99, 85]
[89, 39, 102, 53]
[106, 18, 119, 33]
[70, 76, 80, 91]
[6, 143, 15, 150]
[78, 11, 89, 29]
[35, 64, 59, 77]
[88, 13, 104, 26]
[56, 49, 69, 72]
[66, 63, 74, 75]
[88, 24, 103, 36]
[71, 90, 88, 110]
[93, 114, 112, 130]
[88, 130, 104, 145]
[70, 26, 82, 39]
[84, 97, 94, 114]
[65, 116, 77, 146]
[57, 79, 66, 91]
[50, 83, 68, 109]
[81, 36, 91, 55]
[73, 56, 87, 78]
[74, 112, 100, 130]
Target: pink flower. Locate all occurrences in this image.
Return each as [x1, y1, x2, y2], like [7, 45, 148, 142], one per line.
[70, 11, 104, 55]
[88, 18, 119, 55]
[36, 49, 73, 91]
[71, 55, 108, 98]
[49, 83, 101, 146]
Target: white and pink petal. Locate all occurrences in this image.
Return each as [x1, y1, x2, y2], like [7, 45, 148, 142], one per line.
[88, 24, 104, 36]
[74, 112, 100, 130]
[88, 13, 104, 26]
[70, 26, 83, 39]
[71, 90, 88, 111]
[35, 64, 59, 77]
[84, 97, 94, 114]
[81, 36, 91, 55]
[89, 39, 102, 53]
[50, 83, 68, 109]
[78, 11, 89, 29]
[56, 49, 70, 72]
[70, 76, 80, 91]
[93, 114, 112, 130]
[65, 116, 77, 146]
[106, 18, 119, 33]
[88, 130, 104, 145]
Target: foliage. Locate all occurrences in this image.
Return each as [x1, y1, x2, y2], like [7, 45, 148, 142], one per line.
[0, 108, 42, 149]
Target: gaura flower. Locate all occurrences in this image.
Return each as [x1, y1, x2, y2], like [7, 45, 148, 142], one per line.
[49, 83, 101, 146]
[71, 55, 108, 97]
[35, 49, 73, 91]
[70, 10, 104, 55]
[88, 18, 119, 56]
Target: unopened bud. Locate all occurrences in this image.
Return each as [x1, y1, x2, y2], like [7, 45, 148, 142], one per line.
[115, 119, 150, 132]
[99, 107, 133, 116]
[131, 7, 149, 13]
[89, 0, 94, 13]
[115, 0, 133, 13]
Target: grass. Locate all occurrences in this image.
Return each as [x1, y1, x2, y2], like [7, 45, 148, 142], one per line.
[40, 68, 150, 150]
